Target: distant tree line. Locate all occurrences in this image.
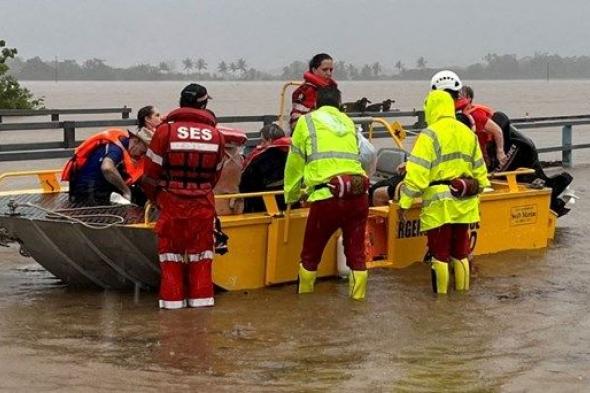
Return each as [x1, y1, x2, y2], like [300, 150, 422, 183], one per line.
[8, 52, 590, 81]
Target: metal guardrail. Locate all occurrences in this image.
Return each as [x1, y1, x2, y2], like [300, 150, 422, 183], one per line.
[1, 110, 590, 167]
[0, 107, 131, 123]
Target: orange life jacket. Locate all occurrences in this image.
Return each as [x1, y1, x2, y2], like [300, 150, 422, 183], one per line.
[465, 103, 494, 118]
[61, 128, 143, 184]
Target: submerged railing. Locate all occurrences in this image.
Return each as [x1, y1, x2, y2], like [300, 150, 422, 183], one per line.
[1, 108, 589, 167]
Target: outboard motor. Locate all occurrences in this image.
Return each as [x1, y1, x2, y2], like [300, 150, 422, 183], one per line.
[491, 112, 575, 217]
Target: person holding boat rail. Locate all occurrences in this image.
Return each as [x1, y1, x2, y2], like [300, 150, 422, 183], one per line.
[289, 53, 338, 131]
[284, 86, 370, 301]
[142, 83, 225, 310]
[398, 82, 489, 295]
[61, 126, 151, 205]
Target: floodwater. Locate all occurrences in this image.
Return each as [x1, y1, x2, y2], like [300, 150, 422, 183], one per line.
[1, 81, 590, 392]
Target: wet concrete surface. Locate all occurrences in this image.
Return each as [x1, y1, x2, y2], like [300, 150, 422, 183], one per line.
[1, 167, 589, 392]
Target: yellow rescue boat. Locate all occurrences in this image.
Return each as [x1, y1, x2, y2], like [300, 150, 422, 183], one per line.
[0, 115, 556, 291]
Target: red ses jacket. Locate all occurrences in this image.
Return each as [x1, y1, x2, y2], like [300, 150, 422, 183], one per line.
[143, 107, 225, 203]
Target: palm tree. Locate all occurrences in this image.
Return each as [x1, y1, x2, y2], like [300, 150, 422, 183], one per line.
[217, 60, 228, 77]
[236, 58, 247, 74]
[229, 62, 238, 77]
[196, 58, 207, 72]
[416, 56, 427, 69]
[371, 62, 381, 77]
[182, 58, 194, 74]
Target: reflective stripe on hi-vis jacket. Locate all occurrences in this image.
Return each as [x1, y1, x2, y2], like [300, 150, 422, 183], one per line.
[399, 90, 490, 231]
[283, 105, 365, 203]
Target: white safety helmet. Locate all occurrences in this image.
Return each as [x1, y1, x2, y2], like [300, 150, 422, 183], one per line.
[430, 70, 462, 92]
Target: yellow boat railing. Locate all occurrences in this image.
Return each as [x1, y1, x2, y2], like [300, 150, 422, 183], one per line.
[277, 81, 303, 130]
[0, 169, 63, 193]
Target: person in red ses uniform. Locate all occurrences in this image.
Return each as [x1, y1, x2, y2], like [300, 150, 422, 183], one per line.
[142, 84, 225, 310]
[289, 53, 338, 131]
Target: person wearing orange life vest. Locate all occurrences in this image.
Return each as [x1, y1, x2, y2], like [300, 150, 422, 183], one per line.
[142, 83, 225, 310]
[62, 126, 151, 205]
[289, 53, 338, 131]
[455, 85, 507, 170]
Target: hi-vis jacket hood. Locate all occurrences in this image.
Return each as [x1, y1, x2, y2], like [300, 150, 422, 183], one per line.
[283, 105, 364, 204]
[425, 90, 455, 126]
[398, 90, 490, 231]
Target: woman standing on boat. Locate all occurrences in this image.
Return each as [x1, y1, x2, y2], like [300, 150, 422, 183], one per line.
[398, 84, 489, 295]
[143, 83, 225, 310]
[289, 53, 338, 131]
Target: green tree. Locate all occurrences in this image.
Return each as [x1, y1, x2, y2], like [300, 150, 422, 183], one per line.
[0, 40, 43, 109]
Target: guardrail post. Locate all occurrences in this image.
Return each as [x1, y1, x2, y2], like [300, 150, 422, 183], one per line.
[51, 113, 59, 122]
[562, 124, 572, 168]
[63, 121, 76, 148]
[262, 115, 274, 126]
[122, 106, 130, 119]
[414, 110, 426, 129]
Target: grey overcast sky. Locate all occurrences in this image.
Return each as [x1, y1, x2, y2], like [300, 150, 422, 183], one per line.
[1, 0, 589, 70]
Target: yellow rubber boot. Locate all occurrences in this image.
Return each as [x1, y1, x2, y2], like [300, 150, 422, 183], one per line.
[431, 259, 449, 295]
[452, 258, 470, 291]
[297, 263, 317, 294]
[348, 270, 368, 301]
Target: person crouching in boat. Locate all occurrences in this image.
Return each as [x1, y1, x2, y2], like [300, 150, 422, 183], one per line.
[142, 83, 225, 310]
[398, 88, 490, 294]
[240, 123, 291, 213]
[455, 86, 508, 171]
[289, 53, 337, 131]
[284, 86, 370, 301]
[61, 125, 152, 205]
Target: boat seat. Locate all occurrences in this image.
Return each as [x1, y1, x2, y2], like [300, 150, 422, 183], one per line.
[371, 148, 407, 183]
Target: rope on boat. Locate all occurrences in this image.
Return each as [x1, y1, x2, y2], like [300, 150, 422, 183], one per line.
[19, 202, 125, 230]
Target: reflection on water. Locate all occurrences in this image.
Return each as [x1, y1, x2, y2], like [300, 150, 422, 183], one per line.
[1, 173, 590, 391]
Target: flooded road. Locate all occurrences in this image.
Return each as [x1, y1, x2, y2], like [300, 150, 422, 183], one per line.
[1, 80, 590, 391]
[1, 168, 589, 392]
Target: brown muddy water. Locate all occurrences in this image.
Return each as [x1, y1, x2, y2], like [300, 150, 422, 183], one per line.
[0, 81, 590, 392]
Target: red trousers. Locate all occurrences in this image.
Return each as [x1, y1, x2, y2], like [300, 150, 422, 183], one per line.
[426, 223, 470, 262]
[301, 194, 369, 271]
[156, 192, 215, 309]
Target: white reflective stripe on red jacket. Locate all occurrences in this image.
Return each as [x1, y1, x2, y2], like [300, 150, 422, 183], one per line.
[188, 251, 214, 262]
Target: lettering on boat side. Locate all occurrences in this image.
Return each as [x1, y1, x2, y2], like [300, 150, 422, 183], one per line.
[398, 219, 423, 239]
[397, 221, 480, 252]
[510, 205, 537, 226]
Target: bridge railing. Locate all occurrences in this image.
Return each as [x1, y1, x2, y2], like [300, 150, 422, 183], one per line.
[1, 109, 589, 167]
[0, 107, 132, 123]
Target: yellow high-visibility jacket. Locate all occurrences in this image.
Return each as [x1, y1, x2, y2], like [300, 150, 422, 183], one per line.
[399, 90, 490, 231]
[284, 105, 365, 204]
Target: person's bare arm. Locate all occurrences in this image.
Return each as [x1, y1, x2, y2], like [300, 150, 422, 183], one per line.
[101, 157, 131, 200]
[484, 118, 506, 164]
